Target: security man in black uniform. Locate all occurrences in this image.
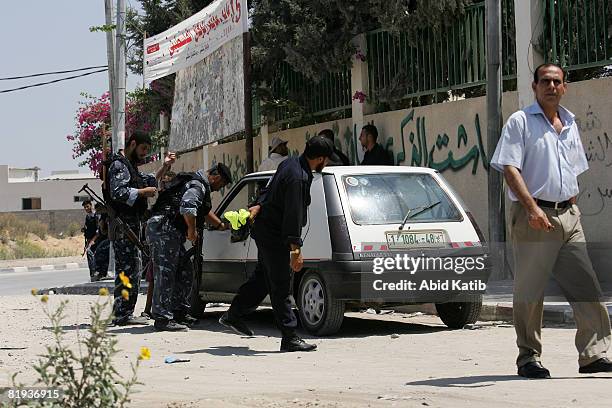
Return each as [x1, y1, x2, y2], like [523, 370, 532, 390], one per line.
[220, 135, 334, 352]
[106, 131, 175, 326]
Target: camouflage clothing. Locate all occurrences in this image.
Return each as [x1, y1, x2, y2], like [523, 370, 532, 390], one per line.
[112, 227, 143, 321]
[107, 156, 155, 323]
[147, 172, 211, 321]
[146, 215, 193, 320]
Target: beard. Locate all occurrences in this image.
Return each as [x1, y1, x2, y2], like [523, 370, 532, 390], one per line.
[315, 162, 325, 173]
[129, 149, 144, 165]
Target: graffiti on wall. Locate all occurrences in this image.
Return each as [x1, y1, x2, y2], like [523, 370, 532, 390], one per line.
[211, 151, 261, 196]
[575, 105, 612, 217]
[380, 109, 490, 174]
[273, 111, 490, 173]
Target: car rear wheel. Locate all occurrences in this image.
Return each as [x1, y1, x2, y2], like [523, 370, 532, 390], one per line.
[297, 271, 344, 336]
[435, 294, 482, 329]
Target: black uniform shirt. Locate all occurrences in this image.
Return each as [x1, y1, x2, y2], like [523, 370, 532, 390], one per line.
[361, 143, 392, 165]
[83, 213, 98, 242]
[327, 147, 350, 166]
[252, 155, 313, 249]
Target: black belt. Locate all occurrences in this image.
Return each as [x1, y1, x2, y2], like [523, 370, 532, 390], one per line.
[535, 199, 571, 210]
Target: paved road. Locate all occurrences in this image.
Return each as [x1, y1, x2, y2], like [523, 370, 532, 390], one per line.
[0, 267, 90, 296]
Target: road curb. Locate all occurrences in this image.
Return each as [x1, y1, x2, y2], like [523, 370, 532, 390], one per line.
[480, 302, 612, 325]
[39, 279, 148, 296]
[0, 262, 88, 274]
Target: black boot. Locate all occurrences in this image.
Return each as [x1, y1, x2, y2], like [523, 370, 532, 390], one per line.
[154, 319, 188, 332]
[174, 311, 199, 327]
[280, 335, 317, 352]
[219, 312, 254, 336]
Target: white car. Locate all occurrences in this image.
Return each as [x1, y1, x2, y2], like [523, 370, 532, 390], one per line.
[192, 166, 490, 335]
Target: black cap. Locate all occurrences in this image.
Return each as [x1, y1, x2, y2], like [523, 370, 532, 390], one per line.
[216, 162, 233, 185]
[304, 135, 334, 159]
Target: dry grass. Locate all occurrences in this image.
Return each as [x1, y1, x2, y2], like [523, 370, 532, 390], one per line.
[0, 213, 48, 241]
[0, 214, 82, 260]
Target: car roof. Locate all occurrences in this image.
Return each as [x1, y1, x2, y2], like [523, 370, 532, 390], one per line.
[322, 166, 437, 176]
[244, 166, 437, 179]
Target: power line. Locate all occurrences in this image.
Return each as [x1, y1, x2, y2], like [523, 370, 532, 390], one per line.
[0, 65, 108, 81]
[0, 69, 108, 94]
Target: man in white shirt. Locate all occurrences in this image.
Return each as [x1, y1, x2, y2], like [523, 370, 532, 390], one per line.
[258, 136, 289, 171]
[491, 63, 611, 379]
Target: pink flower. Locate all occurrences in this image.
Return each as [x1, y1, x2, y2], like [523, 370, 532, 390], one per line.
[352, 91, 367, 104]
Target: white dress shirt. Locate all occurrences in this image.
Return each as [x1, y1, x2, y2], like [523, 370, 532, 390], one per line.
[258, 153, 288, 172]
[491, 102, 588, 202]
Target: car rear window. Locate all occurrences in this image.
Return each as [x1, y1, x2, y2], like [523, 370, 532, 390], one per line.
[342, 173, 462, 225]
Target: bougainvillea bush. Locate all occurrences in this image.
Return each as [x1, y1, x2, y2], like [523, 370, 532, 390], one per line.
[67, 89, 158, 175]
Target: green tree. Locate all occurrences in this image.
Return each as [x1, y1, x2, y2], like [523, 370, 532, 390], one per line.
[126, 0, 473, 124]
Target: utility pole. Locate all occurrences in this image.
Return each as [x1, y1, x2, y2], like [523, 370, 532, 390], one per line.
[115, 0, 126, 153]
[104, 0, 117, 150]
[486, 0, 505, 280]
[243, 29, 254, 174]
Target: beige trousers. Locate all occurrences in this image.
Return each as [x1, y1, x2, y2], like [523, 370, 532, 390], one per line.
[510, 202, 611, 368]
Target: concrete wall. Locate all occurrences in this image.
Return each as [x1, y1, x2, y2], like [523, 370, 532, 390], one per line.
[2, 209, 85, 236]
[0, 165, 102, 212]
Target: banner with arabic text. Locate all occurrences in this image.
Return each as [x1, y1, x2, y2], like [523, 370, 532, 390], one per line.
[144, 0, 248, 83]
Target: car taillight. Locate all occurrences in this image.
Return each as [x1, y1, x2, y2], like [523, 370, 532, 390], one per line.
[466, 211, 486, 244]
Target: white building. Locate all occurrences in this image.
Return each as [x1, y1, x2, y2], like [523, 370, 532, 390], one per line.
[0, 165, 102, 212]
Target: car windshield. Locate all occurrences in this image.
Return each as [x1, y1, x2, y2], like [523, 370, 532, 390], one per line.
[342, 173, 462, 225]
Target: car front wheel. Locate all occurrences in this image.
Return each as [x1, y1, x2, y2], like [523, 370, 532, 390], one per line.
[435, 294, 483, 329]
[297, 271, 344, 336]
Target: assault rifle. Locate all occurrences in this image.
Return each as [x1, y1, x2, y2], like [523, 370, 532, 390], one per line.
[78, 182, 150, 258]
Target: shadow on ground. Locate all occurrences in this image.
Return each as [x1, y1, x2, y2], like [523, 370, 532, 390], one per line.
[181, 345, 282, 356]
[405, 374, 612, 388]
[190, 308, 447, 340]
[44, 308, 448, 338]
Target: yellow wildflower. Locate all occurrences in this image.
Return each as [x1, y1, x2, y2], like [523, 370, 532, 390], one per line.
[98, 288, 109, 296]
[121, 289, 129, 300]
[40, 295, 49, 303]
[31, 288, 38, 296]
[139, 347, 151, 361]
[119, 272, 132, 289]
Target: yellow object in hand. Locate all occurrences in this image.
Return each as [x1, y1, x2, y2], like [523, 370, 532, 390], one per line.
[223, 209, 251, 230]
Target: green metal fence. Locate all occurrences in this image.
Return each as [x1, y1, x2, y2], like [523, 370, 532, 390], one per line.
[255, 0, 610, 128]
[268, 62, 352, 124]
[541, 0, 611, 70]
[366, 0, 516, 104]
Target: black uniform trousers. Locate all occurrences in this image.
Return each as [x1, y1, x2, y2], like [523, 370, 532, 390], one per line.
[228, 240, 297, 337]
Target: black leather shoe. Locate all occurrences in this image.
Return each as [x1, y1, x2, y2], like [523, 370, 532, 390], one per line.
[579, 357, 612, 374]
[280, 336, 317, 352]
[219, 312, 254, 336]
[154, 319, 188, 332]
[517, 362, 551, 379]
[174, 311, 198, 327]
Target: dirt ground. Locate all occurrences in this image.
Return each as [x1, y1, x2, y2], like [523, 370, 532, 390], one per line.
[1, 295, 610, 407]
[0, 235, 82, 262]
[27, 234, 82, 255]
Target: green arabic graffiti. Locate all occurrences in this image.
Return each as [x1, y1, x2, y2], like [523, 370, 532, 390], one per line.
[396, 109, 489, 175]
[211, 153, 261, 195]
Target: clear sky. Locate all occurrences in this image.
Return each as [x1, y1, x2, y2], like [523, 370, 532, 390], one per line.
[0, 1, 141, 176]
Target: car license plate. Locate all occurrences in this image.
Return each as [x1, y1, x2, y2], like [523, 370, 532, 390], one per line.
[385, 230, 446, 249]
